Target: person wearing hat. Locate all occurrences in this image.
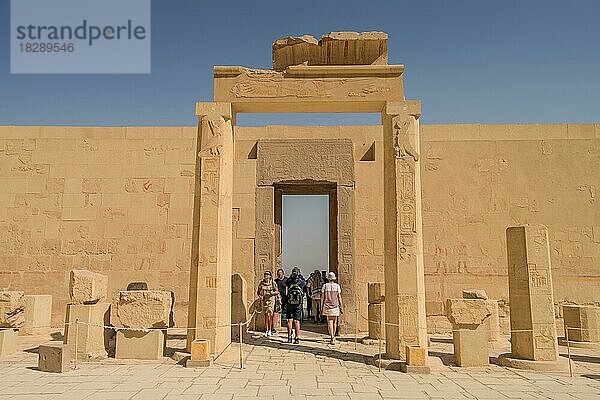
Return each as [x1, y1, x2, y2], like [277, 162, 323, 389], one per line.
[257, 270, 278, 337]
[321, 271, 343, 345]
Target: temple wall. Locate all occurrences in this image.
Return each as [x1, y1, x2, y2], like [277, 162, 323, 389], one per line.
[0, 126, 197, 325]
[0, 123, 598, 327]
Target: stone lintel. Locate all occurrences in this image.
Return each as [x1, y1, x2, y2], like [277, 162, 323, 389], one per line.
[215, 65, 404, 78]
[195, 102, 232, 119]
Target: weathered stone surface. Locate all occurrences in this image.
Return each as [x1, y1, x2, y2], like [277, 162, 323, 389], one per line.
[115, 329, 165, 360]
[506, 224, 558, 362]
[0, 291, 25, 328]
[486, 300, 501, 342]
[446, 299, 492, 326]
[63, 303, 110, 360]
[231, 274, 247, 340]
[273, 31, 388, 71]
[256, 139, 354, 186]
[0, 329, 17, 358]
[20, 295, 52, 335]
[462, 289, 488, 300]
[117, 290, 173, 329]
[563, 305, 600, 343]
[69, 270, 108, 304]
[38, 342, 70, 373]
[368, 303, 384, 340]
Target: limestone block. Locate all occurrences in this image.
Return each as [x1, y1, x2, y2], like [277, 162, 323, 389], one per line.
[38, 342, 70, 373]
[190, 339, 211, 361]
[446, 299, 492, 326]
[69, 270, 108, 304]
[115, 329, 164, 360]
[117, 290, 173, 329]
[486, 300, 501, 342]
[368, 282, 385, 304]
[64, 303, 110, 360]
[0, 291, 25, 328]
[368, 303, 384, 339]
[563, 305, 600, 343]
[452, 323, 489, 367]
[0, 329, 17, 358]
[462, 289, 488, 300]
[20, 295, 52, 336]
[405, 345, 426, 366]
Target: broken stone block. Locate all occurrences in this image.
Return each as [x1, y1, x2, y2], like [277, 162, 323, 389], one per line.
[406, 345, 426, 366]
[368, 303, 384, 340]
[117, 290, 173, 329]
[0, 329, 17, 358]
[0, 291, 25, 328]
[231, 274, 247, 341]
[186, 339, 213, 368]
[563, 305, 600, 343]
[69, 270, 108, 304]
[64, 303, 110, 360]
[446, 298, 491, 367]
[462, 289, 488, 300]
[126, 282, 149, 291]
[20, 295, 52, 336]
[115, 329, 165, 360]
[38, 342, 70, 373]
[368, 282, 385, 304]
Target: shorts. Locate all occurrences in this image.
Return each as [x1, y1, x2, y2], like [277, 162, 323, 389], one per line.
[323, 307, 340, 317]
[285, 305, 302, 321]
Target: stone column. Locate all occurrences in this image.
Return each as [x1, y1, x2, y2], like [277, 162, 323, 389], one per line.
[367, 282, 385, 340]
[253, 186, 275, 332]
[500, 224, 563, 369]
[187, 102, 234, 354]
[337, 185, 356, 333]
[382, 101, 427, 359]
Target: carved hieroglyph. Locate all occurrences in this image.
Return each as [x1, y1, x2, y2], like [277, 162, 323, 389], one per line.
[383, 102, 427, 359]
[187, 102, 233, 355]
[506, 224, 558, 361]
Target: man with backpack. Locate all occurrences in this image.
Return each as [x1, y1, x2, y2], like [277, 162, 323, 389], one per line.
[285, 266, 306, 344]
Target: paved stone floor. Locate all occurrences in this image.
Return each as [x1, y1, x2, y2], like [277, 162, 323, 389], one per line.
[1, 325, 599, 399]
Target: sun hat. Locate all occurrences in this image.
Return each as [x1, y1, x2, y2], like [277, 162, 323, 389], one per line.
[327, 271, 336, 281]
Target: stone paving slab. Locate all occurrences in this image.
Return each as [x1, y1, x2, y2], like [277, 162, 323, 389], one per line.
[0, 329, 599, 399]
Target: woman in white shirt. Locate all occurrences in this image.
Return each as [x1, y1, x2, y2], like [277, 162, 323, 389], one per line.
[320, 272, 343, 345]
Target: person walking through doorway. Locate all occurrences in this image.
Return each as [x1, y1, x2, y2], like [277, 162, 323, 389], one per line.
[257, 270, 278, 337]
[321, 271, 343, 345]
[286, 266, 306, 344]
[274, 268, 287, 332]
[307, 269, 324, 323]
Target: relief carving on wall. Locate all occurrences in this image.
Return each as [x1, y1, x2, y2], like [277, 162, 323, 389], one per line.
[199, 115, 232, 157]
[394, 117, 419, 161]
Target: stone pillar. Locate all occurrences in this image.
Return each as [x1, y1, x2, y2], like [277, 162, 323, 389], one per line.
[231, 273, 248, 340]
[20, 295, 52, 336]
[64, 303, 110, 360]
[500, 224, 565, 370]
[187, 102, 234, 354]
[367, 282, 385, 340]
[254, 186, 275, 332]
[382, 101, 427, 359]
[337, 185, 356, 333]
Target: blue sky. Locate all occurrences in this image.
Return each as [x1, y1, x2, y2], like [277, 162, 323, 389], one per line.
[1, 0, 598, 270]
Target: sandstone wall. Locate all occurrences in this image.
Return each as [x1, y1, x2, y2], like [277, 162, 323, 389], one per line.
[421, 124, 600, 317]
[0, 126, 197, 325]
[0, 123, 598, 328]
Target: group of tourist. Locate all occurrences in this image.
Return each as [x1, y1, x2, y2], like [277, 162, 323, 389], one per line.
[257, 267, 343, 345]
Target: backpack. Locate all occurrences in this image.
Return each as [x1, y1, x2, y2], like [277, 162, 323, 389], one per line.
[287, 284, 303, 306]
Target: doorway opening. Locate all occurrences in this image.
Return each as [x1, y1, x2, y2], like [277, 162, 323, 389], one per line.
[275, 183, 337, 333]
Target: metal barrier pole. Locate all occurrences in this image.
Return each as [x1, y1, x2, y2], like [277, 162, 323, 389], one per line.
[239, 322, 244, 369]
[74, 319, 79, 368]
[565, 323, 573, 378]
